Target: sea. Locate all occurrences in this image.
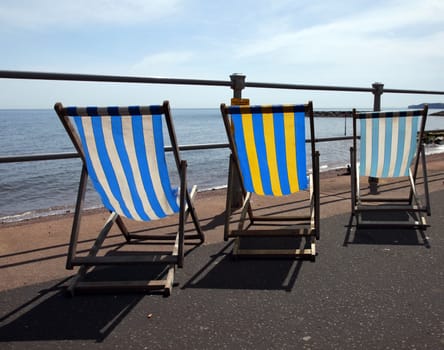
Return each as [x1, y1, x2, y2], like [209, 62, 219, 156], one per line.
[1, 108, 443, 223]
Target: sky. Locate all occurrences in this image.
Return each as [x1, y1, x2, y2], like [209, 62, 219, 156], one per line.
[0, 0, 443, 108]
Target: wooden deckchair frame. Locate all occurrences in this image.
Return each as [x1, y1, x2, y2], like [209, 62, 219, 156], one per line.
[55, 100, 204, 296]
[221, 102, 320, 260]
[350, 105, 431, 229]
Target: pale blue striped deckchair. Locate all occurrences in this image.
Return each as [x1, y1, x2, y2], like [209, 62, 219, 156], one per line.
[220, 102, 320, 259]
[55, 100, 204, 296]
[350, 106, 431, 229]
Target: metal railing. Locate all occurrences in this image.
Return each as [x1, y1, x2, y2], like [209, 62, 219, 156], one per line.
[1, 70, 444, 165]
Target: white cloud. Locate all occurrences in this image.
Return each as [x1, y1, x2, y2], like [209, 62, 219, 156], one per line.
[0, 0, 182, 28]
[233, 0, 444, 81]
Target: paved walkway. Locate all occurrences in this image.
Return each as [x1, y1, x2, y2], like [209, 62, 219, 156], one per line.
[0, 157, 443, 349]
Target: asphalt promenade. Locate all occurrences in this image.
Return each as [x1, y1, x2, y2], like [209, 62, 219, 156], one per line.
[0, 156, 443, 349]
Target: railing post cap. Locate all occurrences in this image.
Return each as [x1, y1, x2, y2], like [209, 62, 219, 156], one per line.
[230, 74, 246, 86]
[372, 82, 384, 95]
[230, 74, 246, 96]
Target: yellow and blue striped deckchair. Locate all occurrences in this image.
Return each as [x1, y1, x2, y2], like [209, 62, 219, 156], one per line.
[221, 102, 320, 259]
[230, 104, 308, 196]
[55, 100, 204, 296]
[350, 106, 431, 229]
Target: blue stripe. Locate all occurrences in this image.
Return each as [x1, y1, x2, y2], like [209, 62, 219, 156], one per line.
[148, 105, 163, 115]
[394, 117, 406, 176]
[232, 114, 254, 192]
[359, 119, 366, 175]
[87, 107, 98, 116]
[295, 111, 307, 189]
[91, 117, 132, 218]
[370, 118, 379, 176]
[228, 105, 241, 114]
[294, 105, 305, 113]
[273, 112, 290, 194]
[132, 116, 168, 218]
[128, 106, 141, 116]
[152, 114, 179, 212]
[74, 116, 115, 213]
[252, 111, 272, 195]
[67, 107, 79, 116]
[250, 106, 262, 114]
[381, 118, 392, 177]
[111, 116, 148, 221]
[405, 116, 419, 176]
[107, 106, 120, 116]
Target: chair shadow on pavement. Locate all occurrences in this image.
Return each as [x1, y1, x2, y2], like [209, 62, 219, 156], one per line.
[343, 212, 431, 248]
[183, 239, 309, 292]
[0, 270, 153, 343]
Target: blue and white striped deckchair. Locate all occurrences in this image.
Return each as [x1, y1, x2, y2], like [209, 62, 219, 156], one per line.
[350, 106, 431, 229]
[221, 102, 320, 259]
[55, 100, 204, 296]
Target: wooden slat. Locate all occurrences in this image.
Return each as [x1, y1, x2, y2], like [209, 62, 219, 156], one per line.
[360, 197, 411, 203]
[74, 279, 170, 291]
[230, 228, 312, 237]
[233, 248, 315, 257]
[127, 233, 201, 240]
[355, 205, 427, 213]
[251, 215, 311, 222]
[71, 254, 178, 266]
[356, 221, 429, 229]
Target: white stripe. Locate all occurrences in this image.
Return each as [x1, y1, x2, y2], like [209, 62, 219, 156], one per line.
[376, 118, 386, 177]
[121, 116, 159, 220]
[81, 118, 125, 216]
[364, 118, 373, 176]
[388, 117, 399, 177]
[142, 117, 176, 216]
[399, 117, 414, 176]
[101, 117, 142, 220]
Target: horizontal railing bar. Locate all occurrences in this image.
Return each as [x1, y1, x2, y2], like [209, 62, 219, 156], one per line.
[247, 81, 444, 95]
[245, 81, 372, 93]
[0, 70, 231, 87]
[167, 143, 229, 151]
[0, 152, 80, 163]
[0, 137, 358, 164]
[313, 136, 354, 142]
[2, 70, 444, 96]
[383, 88, 444, 95]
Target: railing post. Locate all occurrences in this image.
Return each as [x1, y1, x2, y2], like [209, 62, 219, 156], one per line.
[372, 82, 384, 112]
[370, 82, 384, 193]
[229, 73, 246, 209]
[230, 73, 246, 99]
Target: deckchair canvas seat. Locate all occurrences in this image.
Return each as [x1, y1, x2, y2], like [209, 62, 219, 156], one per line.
[350, 106, 431, 229]
[221, 102, 320, 260]
[55, 100, 204, 296]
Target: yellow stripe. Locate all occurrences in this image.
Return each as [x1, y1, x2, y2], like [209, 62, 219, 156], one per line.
[284, 111, 299, 192]
[262, 112, 282, 196]
[242, 113, 264, 195]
